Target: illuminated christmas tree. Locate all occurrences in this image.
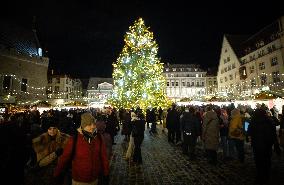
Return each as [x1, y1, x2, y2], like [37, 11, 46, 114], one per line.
[110, 18, 169, 110]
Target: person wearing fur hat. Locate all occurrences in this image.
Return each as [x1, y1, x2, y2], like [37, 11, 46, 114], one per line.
[54, 112, 109, 185]
[26, 118, 70, 185]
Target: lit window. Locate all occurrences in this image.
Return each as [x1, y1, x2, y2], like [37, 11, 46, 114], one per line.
[271, 57, 278, 66]
[250, 66, 254, 73]
[3, 76, 11, 90]
[259, 62, 265, 70]
[260, 74, 267, 85]
[21, 78, 27, 92]
[272, 71, 280, 83]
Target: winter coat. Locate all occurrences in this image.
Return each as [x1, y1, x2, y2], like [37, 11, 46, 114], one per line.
[132, 119, 145, 138]
[32, 131, 70, 167]
[162, 110, 168, 129]
[106, 112, 119, 136]
[121, 112, 132, 135]
[166, 109, 180, 130]
[228, 109, 245, 140]
[249, 109, 278, 152]
[54, 128, 109, 183]
[180, 111, 200, 137]
[96, 121, 113, 160]
[202, 111, 220, 150]
[28, 130, 69, 185]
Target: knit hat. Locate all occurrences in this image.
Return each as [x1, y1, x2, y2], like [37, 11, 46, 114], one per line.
[81, 112, 96, 128]
[44, 117, 58, 131]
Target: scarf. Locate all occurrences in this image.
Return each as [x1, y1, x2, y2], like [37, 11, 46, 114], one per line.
[82, 129, 97, 144]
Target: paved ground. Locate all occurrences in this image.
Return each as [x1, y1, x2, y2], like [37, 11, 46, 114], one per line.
[109, 125, 284, 185]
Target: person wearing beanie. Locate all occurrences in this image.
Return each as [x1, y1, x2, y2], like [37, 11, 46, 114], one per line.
[54, 112, 109, 185]
[27, 118, 69, 185]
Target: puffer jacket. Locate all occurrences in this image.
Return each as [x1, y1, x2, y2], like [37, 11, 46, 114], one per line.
[229, 109, 245, 140]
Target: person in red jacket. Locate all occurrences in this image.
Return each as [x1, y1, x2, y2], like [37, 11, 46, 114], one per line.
[54, 112, 109, 185]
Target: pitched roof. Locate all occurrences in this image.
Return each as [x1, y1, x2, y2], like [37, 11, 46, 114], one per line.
[225, 18, 281, 58]
[241, 20, 280, 54]
[225, 34, 250, 58]
[0, 20, 41, 57]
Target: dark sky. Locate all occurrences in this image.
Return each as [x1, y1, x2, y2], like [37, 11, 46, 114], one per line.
[5, 0, 284, 78]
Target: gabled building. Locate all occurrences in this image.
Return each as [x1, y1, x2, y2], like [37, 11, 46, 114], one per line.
[217, 16, 284, 98]
[0, 19, 49, 105]
[47, 74, 83, 105]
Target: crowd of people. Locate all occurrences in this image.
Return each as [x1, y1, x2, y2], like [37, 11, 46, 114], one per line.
[164, 103, 283, 185]
[0, 102, 283, 185]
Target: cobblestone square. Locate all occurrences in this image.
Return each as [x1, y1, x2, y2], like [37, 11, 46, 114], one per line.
[109, 125, 284, 185]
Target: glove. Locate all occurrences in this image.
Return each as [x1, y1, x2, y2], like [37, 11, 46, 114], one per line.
[55, 148, 64, 157]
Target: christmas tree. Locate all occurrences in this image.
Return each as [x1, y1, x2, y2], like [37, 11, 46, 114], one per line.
[110, 18, 169, 110]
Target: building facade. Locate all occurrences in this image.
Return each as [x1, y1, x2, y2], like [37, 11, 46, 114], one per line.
[217, 16, 284, 98]
[87, 77, 113, 107]
[205, 76, 218, 95]
[47, 74, 83, 105]
[0, 20, 49, 105]
[163, 64, 216, 100]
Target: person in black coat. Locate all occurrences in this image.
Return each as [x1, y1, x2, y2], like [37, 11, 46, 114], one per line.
[180, 107, 200, 159]
[248, 108, 281, 185]
[106, 109, 120, 145]
[166, 104, 180, 144]
[132, 112, 145, 164]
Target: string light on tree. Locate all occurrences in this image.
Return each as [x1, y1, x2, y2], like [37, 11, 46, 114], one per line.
[109, 18, 170, 109]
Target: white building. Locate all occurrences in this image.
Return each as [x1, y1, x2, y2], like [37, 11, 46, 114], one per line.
[217, 16, 284, 99]
[163, 64, 216, 101]
[87, 77, 113, 107]
[205, 76, 218, 95]
[47, 74, 83, 105]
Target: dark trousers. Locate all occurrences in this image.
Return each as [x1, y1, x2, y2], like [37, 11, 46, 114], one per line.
[206, 149, 217, 165]
[253, 148, 272, 184]
[150, 122, 157, 133]
[168, 129, 175, 142]
[232, 138, 245, 162]
[182, 134, 197, 158]
[133, 136, 144, 163]
[175, 129, 181, 142]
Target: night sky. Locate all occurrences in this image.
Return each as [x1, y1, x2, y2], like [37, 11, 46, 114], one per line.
[4, 0, 284, 78]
